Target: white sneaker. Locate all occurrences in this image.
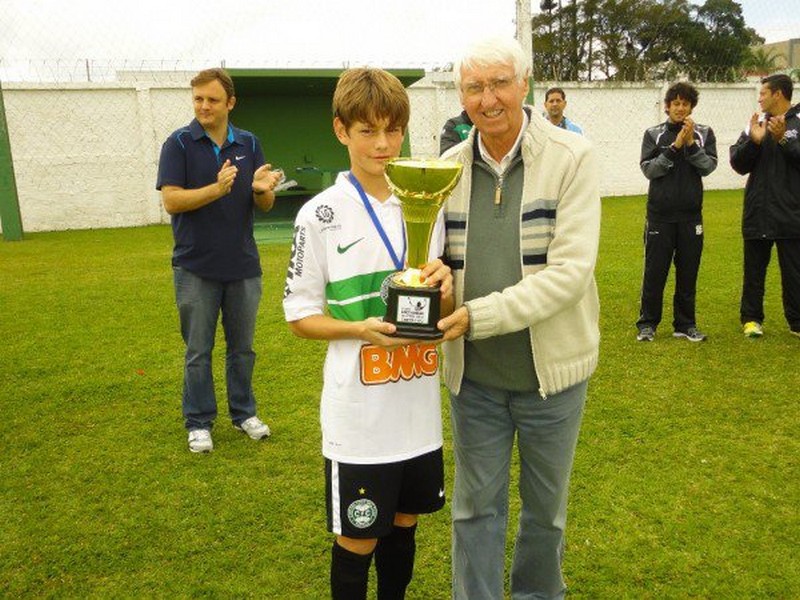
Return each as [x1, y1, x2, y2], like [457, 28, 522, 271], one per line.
[188, 429, 213, 453]
[235, 416, 271, 440]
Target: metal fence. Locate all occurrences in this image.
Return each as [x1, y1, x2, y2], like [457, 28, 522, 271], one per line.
[0, 1, 792, 234]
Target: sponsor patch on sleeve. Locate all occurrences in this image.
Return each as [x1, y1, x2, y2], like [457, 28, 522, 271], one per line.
[284, 224, 306, 299]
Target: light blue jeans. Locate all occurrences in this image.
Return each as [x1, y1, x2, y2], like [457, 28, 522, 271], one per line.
[450, 378, 588, 600]
[173, 267, 262, 431]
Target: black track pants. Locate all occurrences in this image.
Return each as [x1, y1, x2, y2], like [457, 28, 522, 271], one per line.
[637, 220, 703, 331]
[740, 238, 800, 330]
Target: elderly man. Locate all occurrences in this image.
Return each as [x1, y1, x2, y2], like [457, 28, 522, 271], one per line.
[438, 38, 601, 599]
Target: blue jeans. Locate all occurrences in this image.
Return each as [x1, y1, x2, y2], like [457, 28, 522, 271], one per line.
[173, 267, 262, 431]
[450, 378, 588, 600]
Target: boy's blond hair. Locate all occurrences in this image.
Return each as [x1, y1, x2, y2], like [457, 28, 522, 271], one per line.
[332, 68, 410, 130]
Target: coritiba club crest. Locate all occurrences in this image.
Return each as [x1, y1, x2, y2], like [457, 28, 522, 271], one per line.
[347, 498, 378, 529]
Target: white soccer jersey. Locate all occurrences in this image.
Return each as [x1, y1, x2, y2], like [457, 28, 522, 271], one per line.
[283, 172, 445, 464]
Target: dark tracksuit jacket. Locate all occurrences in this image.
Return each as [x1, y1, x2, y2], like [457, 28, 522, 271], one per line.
[637, 120, 718, 331]
[729, 106, 800, 241]
[439, 110, 473, 155]
[730, 104, 800, 329]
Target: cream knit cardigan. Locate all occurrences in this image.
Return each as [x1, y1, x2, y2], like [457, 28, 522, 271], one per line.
[440, 110, 601, 397]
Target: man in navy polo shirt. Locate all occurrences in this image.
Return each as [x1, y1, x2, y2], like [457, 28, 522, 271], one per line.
[157, 68, 282, 453]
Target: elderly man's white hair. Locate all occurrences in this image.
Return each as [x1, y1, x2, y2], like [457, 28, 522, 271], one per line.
[454, 37, 532, 91]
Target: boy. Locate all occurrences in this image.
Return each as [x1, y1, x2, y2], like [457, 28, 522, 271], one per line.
[283, 68, 453, 599]
[637, 82, 717, 342]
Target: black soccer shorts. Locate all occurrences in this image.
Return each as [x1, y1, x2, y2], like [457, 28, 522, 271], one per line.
[325, 447, 445, 539]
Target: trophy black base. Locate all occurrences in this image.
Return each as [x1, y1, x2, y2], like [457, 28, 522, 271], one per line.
[384, 279, 442, 340]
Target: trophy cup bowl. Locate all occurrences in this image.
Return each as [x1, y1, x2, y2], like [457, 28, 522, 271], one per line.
[383, 158, 463, 339]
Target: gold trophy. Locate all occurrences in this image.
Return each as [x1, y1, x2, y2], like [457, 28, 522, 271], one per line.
[383, 158, 463, 339]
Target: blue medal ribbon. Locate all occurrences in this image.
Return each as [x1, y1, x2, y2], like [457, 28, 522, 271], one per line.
[348, 173, 406, 272]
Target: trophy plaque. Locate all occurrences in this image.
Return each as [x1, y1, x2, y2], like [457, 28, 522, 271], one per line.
[383, 158, 463, 339]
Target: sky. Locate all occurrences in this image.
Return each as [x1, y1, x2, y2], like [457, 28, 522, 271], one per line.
[1, 0, 796, 79]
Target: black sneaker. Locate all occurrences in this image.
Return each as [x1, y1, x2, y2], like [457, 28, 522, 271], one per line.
[637, 326, 655, 342]
[673, 327, 707, 342]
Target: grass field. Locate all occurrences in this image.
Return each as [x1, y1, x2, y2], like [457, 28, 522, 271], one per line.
[1, 190, 798, 599]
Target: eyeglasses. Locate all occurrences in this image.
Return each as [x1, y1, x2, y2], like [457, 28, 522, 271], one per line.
[461, 77, 514, 98]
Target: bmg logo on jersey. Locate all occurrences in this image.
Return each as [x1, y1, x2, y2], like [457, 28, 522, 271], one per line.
[347, 498, 378, 529]
[359, 344, 438, 385]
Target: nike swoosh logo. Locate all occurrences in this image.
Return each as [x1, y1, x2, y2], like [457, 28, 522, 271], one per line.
[235, 155, 246, 160]
[337, 237, 364, 254]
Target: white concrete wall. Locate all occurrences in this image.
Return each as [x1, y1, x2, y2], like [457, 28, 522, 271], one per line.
[408, 76, 758, 197]
[2, 78, 759, 233]
[2, 82, 191, 233]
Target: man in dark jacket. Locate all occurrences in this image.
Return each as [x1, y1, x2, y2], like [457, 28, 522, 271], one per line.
[730, 74, 800, 339]
[637, 82, 717, 342]
[439, 110, 473, 154]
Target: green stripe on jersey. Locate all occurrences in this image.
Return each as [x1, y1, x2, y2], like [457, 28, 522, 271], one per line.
[326, 269, 395, 321]
[328, 296, 389, 321]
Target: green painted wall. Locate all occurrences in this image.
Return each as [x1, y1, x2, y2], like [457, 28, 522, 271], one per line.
[229, 69, 421, 221]
[0, 82, 23, 240]
[234, 92, 345, 190]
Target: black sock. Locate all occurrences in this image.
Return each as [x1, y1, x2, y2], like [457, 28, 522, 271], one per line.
[375, 525, 417, 600]
[331, 540, 373, 600]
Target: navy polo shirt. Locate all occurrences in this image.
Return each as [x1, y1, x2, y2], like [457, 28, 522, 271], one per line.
[156, 119, 265, 281]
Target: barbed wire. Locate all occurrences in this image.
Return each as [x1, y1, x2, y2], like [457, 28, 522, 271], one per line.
[4, 58, 798, 87]
[534, 62, 800, 84]
[2, 1, 795, 233]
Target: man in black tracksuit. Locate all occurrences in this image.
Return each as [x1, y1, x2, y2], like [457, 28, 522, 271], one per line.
[730, 74, 800, 339]
[637, 82, 717, 342]
[439, 110, 473, 154]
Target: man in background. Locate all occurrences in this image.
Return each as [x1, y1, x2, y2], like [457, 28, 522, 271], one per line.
[730, 73, 800, 339]
[636, 82, 717, 343]
[439, 109, 474, 154]
[156, 68, 282, 453]
[543, 87, 583, 134]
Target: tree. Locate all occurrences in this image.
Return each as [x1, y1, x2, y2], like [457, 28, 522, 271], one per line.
[530, 0, 765, 81]
[587, 0, 693, 81]
[682, 0, 763, 81]
[742, 47, 786, 77]
[533, 0, 581, 80]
